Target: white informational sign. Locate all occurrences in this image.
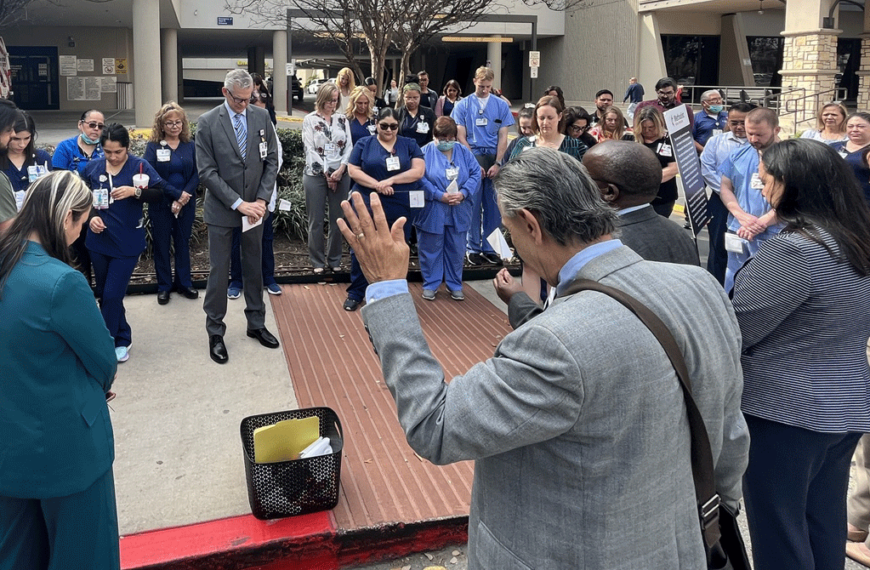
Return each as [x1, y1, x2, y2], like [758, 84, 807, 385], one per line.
[60, 55, 77, 76]
[285, 63, 294, 76]
[101, 76, 117, 93]
[530, 67, 538, 79]
[102, 58, 115, 74]
[663, 105, 709, 236]
[77, 59, 94, 72]
[67, 77, 102, 101]
[529, 50, 540, 68]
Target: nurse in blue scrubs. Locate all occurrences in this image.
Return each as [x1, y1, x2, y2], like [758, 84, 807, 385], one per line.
[343, 107, 426, 311]
[84, 124, 166, 363]
[347, 86, 376, 146]
[0, 111, 52, 199]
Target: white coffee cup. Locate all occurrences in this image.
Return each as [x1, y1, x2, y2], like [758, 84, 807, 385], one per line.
[132, 173, 149, 189]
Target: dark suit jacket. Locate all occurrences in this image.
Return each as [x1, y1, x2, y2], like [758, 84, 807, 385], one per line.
[617, 205, 700, 266]
[195, 103, 278, 228]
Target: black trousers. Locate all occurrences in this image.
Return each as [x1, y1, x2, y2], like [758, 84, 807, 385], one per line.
[705, 192, 728, 285]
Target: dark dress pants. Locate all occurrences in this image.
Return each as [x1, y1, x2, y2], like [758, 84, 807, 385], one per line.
[230, 210, 276, 288]
[151, 200, 195, 292]
[705, 192, 728, 285]
[204, 223, 265, 337]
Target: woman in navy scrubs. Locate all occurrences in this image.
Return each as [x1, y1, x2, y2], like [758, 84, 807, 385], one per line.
[85, 124, 166, 363]
[0, 111, 52, 200]
[347, 86, 376, 146]
[144, 102, 199, 305]
[343, 107, 426, 311]
[397, 83, 436, 149]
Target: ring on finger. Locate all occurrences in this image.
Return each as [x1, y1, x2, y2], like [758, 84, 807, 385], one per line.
[357, 233, 365, 240]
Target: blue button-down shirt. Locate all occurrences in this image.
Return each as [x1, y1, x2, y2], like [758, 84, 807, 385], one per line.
[701, 131, 747, 194]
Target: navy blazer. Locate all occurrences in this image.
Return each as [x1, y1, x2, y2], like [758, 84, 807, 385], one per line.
[0, 242, 117, 498]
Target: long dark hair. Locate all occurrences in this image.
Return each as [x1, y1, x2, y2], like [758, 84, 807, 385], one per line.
[762, 138, 870, 275]
[0, 110, 37, 170]
[0, 171, 92, 295]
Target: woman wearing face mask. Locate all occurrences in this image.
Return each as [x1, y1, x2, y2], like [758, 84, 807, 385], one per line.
[397, 83, 436, 149]
[434, 80, 462, 118]
[416, 116, 481, 301]
[84, 124, 167, 363]
[509, 96, 586, 162]
[52, 109, 105, 285]
[0, 111, 52, 202]
[343, 107, 426, 311]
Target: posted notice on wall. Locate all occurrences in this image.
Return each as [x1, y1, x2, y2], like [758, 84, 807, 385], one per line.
[76, 59, 94, 72]
[663, 105, 710, 236]
[59, 55, 77, 76]
[101, 77, 117, 93]
[67, 77, 102, 101]
[102, 58, 115, 74]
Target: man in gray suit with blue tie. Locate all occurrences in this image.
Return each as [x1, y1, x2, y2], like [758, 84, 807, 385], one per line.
[339, 147, 748, 569]
[196, 69, 280, 364]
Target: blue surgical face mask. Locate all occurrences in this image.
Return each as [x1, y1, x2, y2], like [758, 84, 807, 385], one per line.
[708, 104, 724, 114]
[81, 132, 100, 145]
[437, 140, 456, 152]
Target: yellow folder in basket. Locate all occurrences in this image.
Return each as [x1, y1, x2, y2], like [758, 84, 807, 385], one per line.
[253, 416, 320, 464]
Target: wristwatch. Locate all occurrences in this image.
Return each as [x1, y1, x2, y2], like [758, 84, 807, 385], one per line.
[134, 187, 142, 199]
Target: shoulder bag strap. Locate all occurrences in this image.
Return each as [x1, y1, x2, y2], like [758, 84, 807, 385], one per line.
[559, 278, 721, 548]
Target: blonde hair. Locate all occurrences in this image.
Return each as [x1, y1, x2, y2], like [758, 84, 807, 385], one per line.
[599, 105, 629, 140]
[474, 66, 494, 82]
[633, 106, 666, 142]
[149, 101, 191, 143]
[345, 86, 373, 119]
[336, 67, 357, 93]
[315, 83, 339, 113]
[815, 102, 848, 133]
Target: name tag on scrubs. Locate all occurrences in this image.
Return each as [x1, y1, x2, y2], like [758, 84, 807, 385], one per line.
[657, 143, 672, 157]
[259, 141, 268, 160]
[93, 188, 109, 209]
[409, 191, 424, 208]
[416, 121, 429, 134]
[475, 117, 488, 127]
[14, 190, 25, 211]
[366, 124, 377, 135]
[750, 172, 763, 190]
[156, 148, 171, 162]
[27, 164, 47, 182]
[446, 167, 459, 180]
[724, 232, 748, 254]
[386, 156, 400, 171]
[712, 129, 723, 137]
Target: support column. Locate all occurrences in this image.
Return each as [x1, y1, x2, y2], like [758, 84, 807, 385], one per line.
[856, 7, 870, 109]
[273, 30, 288, 115]
[487, 36, 502, 89]
[247, 46, 265, 77]
[637, 13, 667, 94]
[161, 28, 178, 103]
[133, 0, 162, 126]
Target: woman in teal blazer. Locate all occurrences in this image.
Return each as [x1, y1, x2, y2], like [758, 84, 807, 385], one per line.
[0, 171, 119, 570]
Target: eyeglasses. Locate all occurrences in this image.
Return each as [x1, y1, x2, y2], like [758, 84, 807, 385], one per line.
[81, 121, 105, 130]
[164, 120, 183, 127]
[327, 98, 339, 104]
[656, 90, 676, 96]
[569, 125, 588, 133]
[225, 90, 250, 106]
[378, 122, 399, 131]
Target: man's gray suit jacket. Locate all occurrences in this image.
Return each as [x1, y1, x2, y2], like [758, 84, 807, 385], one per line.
[616, 205, 700, 266]
[361, 245, 748, 569]
[195, 103, 278, 227]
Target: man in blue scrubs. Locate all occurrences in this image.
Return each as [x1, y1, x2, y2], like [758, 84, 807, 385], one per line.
[453, 66, 514, 265]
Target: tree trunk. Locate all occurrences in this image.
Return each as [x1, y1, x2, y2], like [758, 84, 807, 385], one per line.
[396, 46, 414, 108]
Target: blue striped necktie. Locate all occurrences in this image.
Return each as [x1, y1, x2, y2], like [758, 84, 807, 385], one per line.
[233, 113, 247, 159]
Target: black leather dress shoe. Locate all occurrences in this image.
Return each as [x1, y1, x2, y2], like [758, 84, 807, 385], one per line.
[157, 291, 170, 305]
[178, 286, 199, 300]
[247, 327, 280, 349]
[209, 335, 229, 364]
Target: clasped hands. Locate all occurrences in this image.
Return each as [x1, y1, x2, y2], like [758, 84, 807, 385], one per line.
[440, 192, 464, 206]
[735, 212, 767, 241]
[373, 179, 395, 196]
[337, 192, 408, 284]
[171, 191, 192, 215]
[238, 199, 267, 225]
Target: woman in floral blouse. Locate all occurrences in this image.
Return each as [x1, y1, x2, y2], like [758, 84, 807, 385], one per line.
[302, 82, 352, 273]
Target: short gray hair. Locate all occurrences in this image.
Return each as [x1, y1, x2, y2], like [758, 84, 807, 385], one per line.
[224, 69, 253, 91]
[494, 147, 617, 246]
[701, 89, 721, 103]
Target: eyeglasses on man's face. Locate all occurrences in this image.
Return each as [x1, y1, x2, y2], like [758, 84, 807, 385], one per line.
[226, 90, 250, 106]
[81, 121, 105, 130]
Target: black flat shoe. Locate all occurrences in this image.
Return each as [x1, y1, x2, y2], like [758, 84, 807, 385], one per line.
[209, 335, 228, 364]
[246, 327, 280, 349]
[178, 286, 199, 300]
[343, 297, 361, 312]
[157, 291, 170, 305]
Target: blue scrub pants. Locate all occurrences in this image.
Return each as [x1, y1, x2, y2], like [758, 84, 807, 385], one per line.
[705, 192, 728, 285]
[743, 414, 861, 570]
[90, 251, 139, 348]
[230, 210, 276, 288]
[0, 468, 120, 570]
[466, 154, 498, 255]
[418, 225, 465, 292]
[151, 200, 195, 292]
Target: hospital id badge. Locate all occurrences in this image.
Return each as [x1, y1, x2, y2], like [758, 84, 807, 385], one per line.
[409, 191, 424, 208]
[446, 167, 459, 180]
[475, 117, 488, 127]
[839, 149, 849, 158]
[416, 121, 429, 134]
[657, 143, 673, 157]
[724, 232, 748, 254]
[750, 172, 763, 190]
[366, 123, 377, 135]
[259, 141, 268, 160]
[14, 190, 25, 211]
[156, 148, 171, 162]
[386, 155, 400, 171]
[27, 164, 47, 183]
[712, 129, 723, 137]
[93, 188, 109, 209]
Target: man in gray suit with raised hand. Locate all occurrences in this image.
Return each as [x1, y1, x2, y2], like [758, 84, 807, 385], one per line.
[197, 69, 280, 364]
[339, 147, 748, 569]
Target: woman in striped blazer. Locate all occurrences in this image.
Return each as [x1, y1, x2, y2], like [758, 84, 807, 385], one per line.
[731, 138, 870, 570]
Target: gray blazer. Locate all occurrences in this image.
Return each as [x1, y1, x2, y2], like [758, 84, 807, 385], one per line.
[195, 103, 278, 227]
[362, 245, 748, 569]
[616, 205, 700, 266]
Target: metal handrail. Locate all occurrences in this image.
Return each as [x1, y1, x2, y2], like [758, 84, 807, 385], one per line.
[677, 84, 785, 109]
[777, 86, 849, 128]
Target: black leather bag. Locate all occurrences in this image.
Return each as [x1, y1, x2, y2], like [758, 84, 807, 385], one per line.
[562, 280, 751, 570]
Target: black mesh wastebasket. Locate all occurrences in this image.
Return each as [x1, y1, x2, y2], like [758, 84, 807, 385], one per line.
[240, 407, 343, 520]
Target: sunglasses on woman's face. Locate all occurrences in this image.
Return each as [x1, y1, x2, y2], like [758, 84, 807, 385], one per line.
[379, 122, 399, 131]
[81, 121, 105, 130]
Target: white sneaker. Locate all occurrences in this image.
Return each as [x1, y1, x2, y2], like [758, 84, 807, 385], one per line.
[115, 346, 130, 363]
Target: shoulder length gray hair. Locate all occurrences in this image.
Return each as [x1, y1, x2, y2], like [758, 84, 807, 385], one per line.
[494, 147, 617, 246]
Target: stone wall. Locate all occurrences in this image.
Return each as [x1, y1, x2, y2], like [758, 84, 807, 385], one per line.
[779, 30, 840, 133]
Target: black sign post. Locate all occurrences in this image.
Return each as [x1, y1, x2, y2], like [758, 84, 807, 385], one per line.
[663, 105, 710, 237]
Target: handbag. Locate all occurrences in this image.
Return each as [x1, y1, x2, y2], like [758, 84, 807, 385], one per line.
[560, 279, 751, 570]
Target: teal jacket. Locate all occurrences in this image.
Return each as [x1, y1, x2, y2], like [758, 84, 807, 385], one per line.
[0, 241, 117, 498]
